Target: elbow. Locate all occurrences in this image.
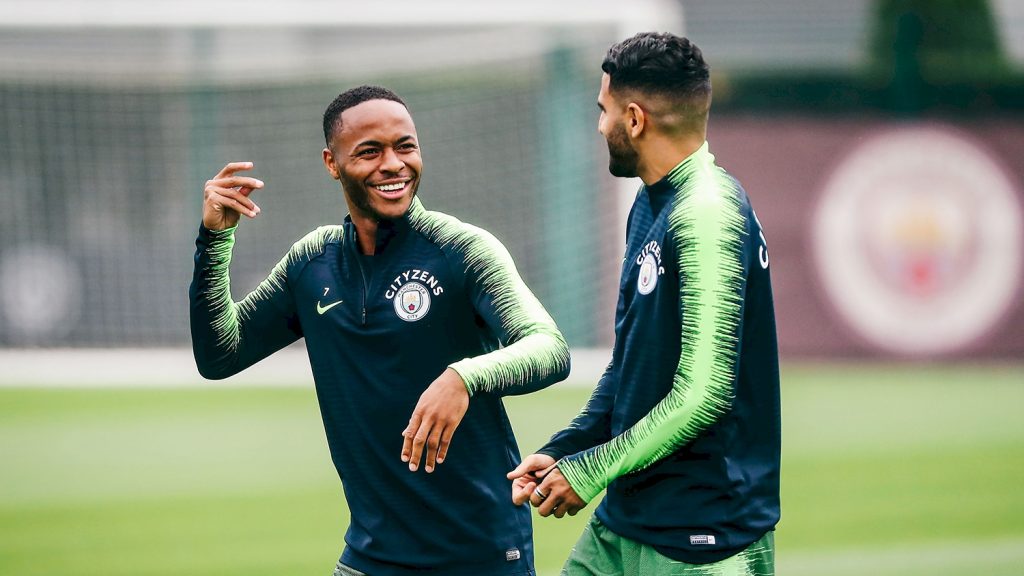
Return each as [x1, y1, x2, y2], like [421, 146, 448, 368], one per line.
[549, 331, 572, 383]
[196, 363, 232, 381]
[505, 325, 571, 390]
[192, 347, 237, 381]
[556, 341, 571, 381]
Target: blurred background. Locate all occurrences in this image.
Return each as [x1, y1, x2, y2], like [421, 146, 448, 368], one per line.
[1, 1, 1022, 575]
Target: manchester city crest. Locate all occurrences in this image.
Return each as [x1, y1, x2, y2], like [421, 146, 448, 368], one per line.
[638, 253, 659, 295]
[393, 282, 431, 321]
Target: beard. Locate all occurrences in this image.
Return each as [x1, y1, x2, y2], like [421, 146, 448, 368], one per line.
[605, 122, 639, 178]
[340, 171, 419, 222]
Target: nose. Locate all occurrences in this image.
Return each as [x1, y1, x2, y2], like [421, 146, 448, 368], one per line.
[380, 147, 405, 174]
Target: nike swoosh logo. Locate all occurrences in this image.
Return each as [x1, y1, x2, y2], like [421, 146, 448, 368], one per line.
[316, 300, 343, 315]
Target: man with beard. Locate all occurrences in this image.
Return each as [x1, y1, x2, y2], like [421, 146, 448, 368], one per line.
[509, 33, 781, 575]
[190, 85, 569, 576]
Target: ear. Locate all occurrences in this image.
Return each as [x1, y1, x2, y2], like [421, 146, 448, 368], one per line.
[322, 147, 340, 180]
[625, 103, 645, 139]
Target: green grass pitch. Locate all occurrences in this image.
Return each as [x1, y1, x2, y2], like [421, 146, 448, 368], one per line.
[1, 362, 1023, 575]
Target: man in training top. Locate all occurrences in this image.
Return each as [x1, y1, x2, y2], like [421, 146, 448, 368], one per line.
[191, 85, 570, 576]
[509, 33, 781, 575]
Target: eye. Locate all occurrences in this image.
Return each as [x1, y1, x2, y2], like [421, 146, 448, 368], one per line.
[398, 142, 418, 151]
[356, 148, 380, 158]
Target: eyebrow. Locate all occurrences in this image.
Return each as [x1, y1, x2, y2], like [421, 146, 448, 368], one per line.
[597, 101, 605, 111]
[354, 134, 417, 149]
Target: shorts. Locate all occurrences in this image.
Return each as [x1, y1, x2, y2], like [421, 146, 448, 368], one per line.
[561, 516, 774, 576]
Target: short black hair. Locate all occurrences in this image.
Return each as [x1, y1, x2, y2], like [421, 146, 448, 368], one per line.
[322, 85, 408, 147]
[601, 32, 710, 100]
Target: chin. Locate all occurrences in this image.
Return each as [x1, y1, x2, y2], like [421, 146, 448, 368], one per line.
[373, 194, 415, 221]
[609, 163, 637, 178]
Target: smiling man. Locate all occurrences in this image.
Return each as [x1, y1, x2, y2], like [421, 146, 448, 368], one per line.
[189, 85, 570, 576]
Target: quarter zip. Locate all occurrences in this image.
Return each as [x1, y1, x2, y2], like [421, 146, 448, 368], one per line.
[343, 212, 410, 327]
[344, 220, 371, 327]
[354, 249, 370, 326]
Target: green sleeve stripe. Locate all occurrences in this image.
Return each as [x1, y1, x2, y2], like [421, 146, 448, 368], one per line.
[407, 199, 569, 396]
[201, 227, 244, 352]
[202, 226, 340, 353]
[558, 146, 746, 502]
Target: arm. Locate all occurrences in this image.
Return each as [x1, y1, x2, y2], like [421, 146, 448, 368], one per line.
[534, 192, 639, 458]
[190, 227, 303, 379]
[402, 222, 570, 472]
[189, 162, 302, 379]
[506, 359, 615, 513]
[549, 187, 750, 505]
[537, 359, 616, 460]
[447, 227, 571, 397]
[509, 195, 644, 506]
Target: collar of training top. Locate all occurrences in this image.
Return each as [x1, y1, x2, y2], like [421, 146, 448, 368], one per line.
[343, 198, 419, 255]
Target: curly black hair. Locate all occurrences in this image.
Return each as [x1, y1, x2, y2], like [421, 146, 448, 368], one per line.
[322, 85, 408, 147]
[601, 32, 710, 100]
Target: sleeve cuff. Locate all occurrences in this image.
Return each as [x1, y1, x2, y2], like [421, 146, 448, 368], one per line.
[199, 223, 238, 239]
[556, 454, 605, 504]
[447, 361, 476, 397]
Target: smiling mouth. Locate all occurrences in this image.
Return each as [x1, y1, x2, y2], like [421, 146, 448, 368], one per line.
[370, 180, 411, 198]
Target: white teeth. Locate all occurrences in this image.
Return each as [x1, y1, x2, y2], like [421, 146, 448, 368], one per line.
[374, 182, 406, 192]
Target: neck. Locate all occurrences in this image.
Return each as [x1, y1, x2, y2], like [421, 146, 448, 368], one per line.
[636, 133, 706, 186]
[350, 214, 378, 255]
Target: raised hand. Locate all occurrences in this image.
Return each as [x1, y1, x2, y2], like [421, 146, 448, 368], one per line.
[401, 368, 470, 473]
[203, 162, 265, 231]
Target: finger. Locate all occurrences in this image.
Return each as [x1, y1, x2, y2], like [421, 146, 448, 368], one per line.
[553, 504, 567, 519]
[513, 479, 536, 506]
[507, 455, 551, 479]
[214, 161, 255, 179]
[205, 185, 260, 214]
[507, 459, 532, 480]
[516, 477, 540, 504]
[537, 494, 560, 517]
[436, 424, 456, 465]
[205, 183, 258, 207]
[424, 425, 443, 473]
[208, 176, 265, 192]
[401, 433, 413, 464]
[511, 478, 535, 505]
[401, 412, 422, 463]
[536, 462, 559, 479]
[207, 191, 259, 218]
[529, 484, 551, 508]
[407, 421, 431, 472]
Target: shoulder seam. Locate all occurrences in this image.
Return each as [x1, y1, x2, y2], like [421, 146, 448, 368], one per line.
[287, 225, 345, 282]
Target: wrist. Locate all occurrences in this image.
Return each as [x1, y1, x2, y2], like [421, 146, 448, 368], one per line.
[446, 365, 474, 397]
[200, 222, 237, 236]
